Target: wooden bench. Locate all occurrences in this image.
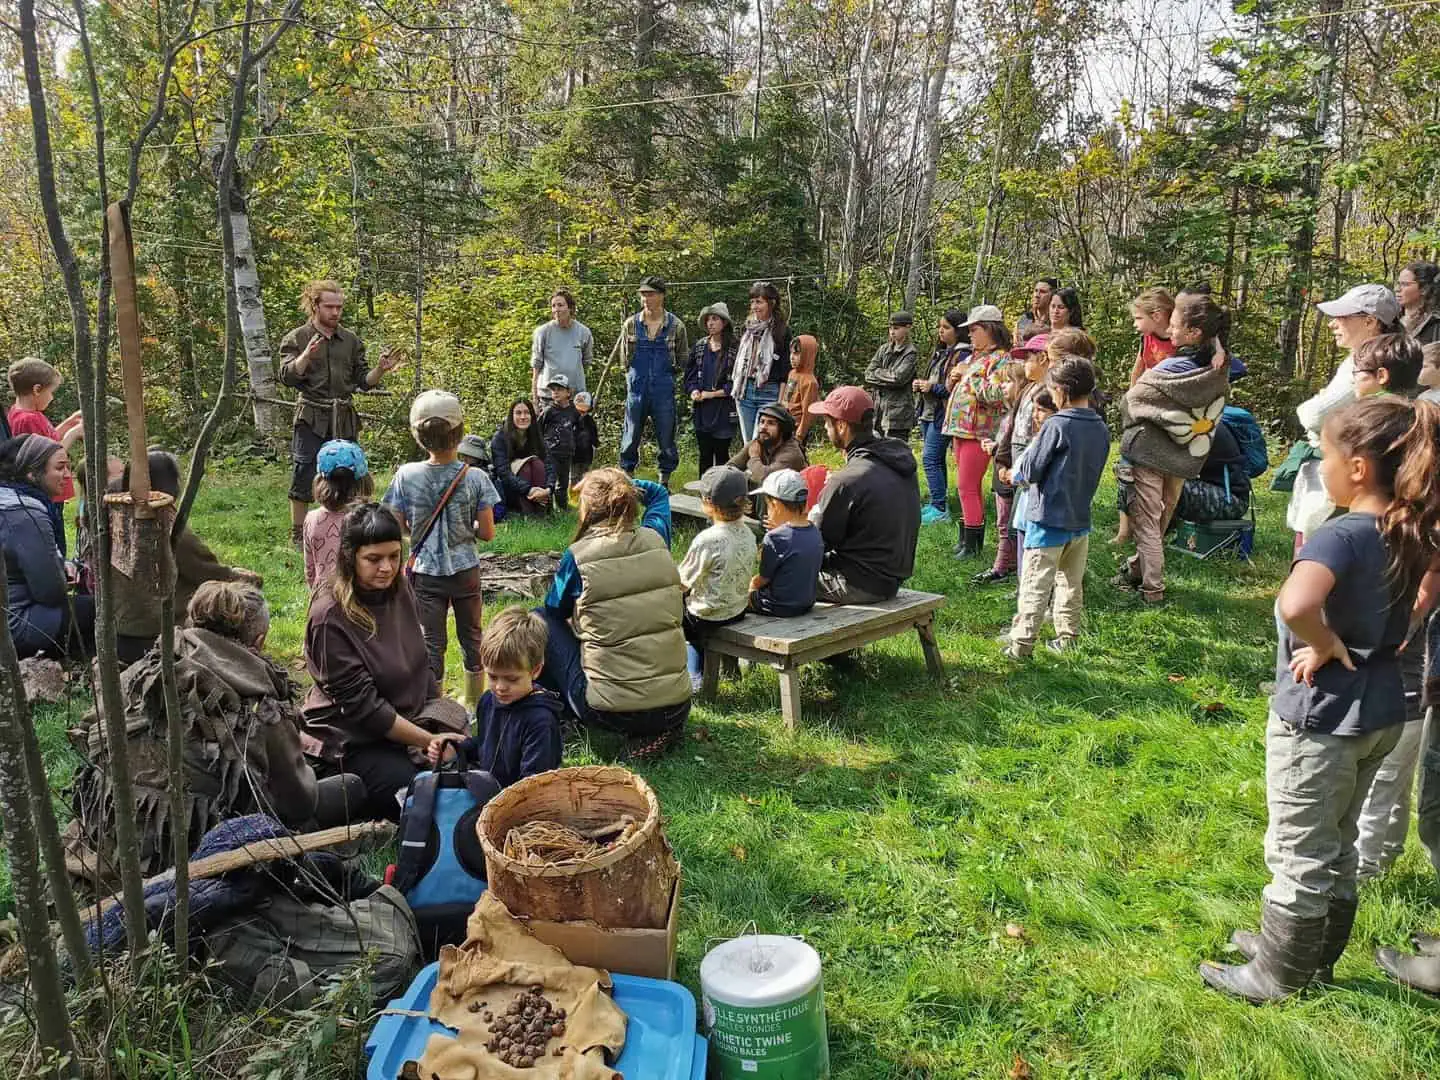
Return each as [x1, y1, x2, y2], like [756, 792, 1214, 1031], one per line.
[698, 588, 946, 729]
[668, 492, 763, 535]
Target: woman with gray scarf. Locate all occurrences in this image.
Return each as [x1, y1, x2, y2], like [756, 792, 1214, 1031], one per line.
[730, 281, 793, 442]
[0, 434, 93, 657]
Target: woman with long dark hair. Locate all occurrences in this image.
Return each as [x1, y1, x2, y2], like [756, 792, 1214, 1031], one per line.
[730, 281, 794, 441]
[1048, 287, 1084, 331]
[490, 398, 551, 516]
[914, 308, 968, 523]
[0, 434, 92, 658]
[684, 302, 739, 472]
[1398, 261, 1440, 349]
[537, 468, 691, 760]
[302, 503, 468, 820]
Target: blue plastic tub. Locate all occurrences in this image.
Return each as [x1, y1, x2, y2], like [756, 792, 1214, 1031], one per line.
[365, 962, 707, 1080]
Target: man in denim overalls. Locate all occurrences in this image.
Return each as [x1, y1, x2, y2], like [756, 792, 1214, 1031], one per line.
[618, 276, 689, 488]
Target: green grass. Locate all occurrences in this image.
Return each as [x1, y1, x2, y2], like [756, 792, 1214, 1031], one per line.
[23, 446, 1440, 1077]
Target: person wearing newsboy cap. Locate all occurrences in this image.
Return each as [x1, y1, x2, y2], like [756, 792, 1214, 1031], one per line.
[617, 276, 689, 489]
[807, 386, 921, 604]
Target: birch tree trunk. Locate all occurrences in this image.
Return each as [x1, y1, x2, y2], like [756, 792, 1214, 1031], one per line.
[229, 195, 284, 444]
[904, 0, 959, 310]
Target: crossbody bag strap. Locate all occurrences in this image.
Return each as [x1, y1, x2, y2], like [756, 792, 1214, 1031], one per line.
[406, 464, 470, 574]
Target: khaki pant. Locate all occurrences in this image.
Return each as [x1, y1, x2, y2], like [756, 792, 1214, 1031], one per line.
[1125, 466, 1170, 600]
[1262, 712, 1402, 919]
[1418, 706, 1440, 876]
[1009, 535, 1089, 653]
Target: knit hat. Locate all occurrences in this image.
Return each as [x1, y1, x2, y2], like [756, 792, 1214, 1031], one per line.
[699, 302, 733, 328]
[316, 439, 368, 478]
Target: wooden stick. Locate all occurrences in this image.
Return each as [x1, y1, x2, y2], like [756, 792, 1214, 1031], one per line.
[90, 821, 394, 918]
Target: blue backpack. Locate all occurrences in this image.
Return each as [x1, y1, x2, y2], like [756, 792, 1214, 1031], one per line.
[1222, 406, 1268, 478]
[391, 767, 501, 959]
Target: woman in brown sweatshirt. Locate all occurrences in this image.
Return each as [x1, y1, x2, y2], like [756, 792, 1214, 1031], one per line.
[302, 503, 467, 820]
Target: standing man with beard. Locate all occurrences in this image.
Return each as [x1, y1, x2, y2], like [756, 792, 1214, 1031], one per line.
[1016, 278, 1058, 343]
[807, 386, 921, 604]
[278, 280, 402, 547]
[727, 403, 808, 486]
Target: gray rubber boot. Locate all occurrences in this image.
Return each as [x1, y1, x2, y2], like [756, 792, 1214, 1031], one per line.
[1411, 933, 1440, 956]
[1375, 948, 1440, 994]
[1229, 896, 1356, 985]
[1201, 902, 1324, 1003]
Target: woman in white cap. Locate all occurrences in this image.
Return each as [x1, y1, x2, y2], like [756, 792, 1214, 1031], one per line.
[684, 301, 739, 473]
[1288, 284, 1404, 549]
[943, 305, 1013, 560]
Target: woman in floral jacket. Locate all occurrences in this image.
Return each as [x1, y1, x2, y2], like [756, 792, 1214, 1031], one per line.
[943, 305, 1012, 559]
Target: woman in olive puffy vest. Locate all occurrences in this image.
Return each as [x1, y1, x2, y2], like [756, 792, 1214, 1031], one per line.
[536, 468, 691, 759]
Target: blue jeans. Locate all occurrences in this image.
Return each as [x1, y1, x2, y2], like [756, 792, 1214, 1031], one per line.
[736, 382, 781, 442]
[919, 418, 949, 513]
[619, 375, 679, 476]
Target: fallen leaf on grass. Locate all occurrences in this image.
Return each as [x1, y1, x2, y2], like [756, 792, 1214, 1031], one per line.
[1009, 1053, 1033, 1079]
[691, 725, 712, 742]
[1005, 923, 1027, 940]
[730, 845, 747, 862]
[741, 794, 761, 806]
[1202, 701, 1225, 712]
[1166, 673, 1185, 683]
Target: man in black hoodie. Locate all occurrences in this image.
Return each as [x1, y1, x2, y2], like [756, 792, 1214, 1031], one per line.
[808, 386, 921, 603]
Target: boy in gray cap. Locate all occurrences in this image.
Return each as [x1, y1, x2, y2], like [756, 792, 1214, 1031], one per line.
[864, 312, 918, 441]
[677, 465, 757, 691]
[748, 468, 823, 617]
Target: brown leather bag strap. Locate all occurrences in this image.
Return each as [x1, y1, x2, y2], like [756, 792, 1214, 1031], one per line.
[406, 464, 470, 573]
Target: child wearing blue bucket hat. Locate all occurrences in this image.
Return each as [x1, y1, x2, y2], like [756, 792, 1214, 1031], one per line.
[304, 439, 373, 590]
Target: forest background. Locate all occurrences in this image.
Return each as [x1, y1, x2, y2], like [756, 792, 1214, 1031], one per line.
[3, 0, 1437, 456]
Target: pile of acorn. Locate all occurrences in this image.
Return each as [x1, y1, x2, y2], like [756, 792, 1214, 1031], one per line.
[472, 985, 568, 1069]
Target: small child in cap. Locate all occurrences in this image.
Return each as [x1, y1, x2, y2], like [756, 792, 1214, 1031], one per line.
[539, 373, 581, 510]
[383, 390, 502, 705]
[748, 468, 823, 616]
[426, 606, 564, 788]
[304, 439, 374, 589]
[677, 465, 758, 691]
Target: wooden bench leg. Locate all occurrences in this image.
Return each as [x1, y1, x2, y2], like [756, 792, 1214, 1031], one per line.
[701, 649, 722, 701]
[778, 666, 802, 731]
[917, 618, 944, 680]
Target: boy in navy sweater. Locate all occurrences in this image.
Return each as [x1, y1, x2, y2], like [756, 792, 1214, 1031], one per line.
[1003, 356, 1110, 659]
[427, 606, 563, 787]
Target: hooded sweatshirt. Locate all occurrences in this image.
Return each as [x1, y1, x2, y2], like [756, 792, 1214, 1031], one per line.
[815, 433, 921, 599]
[452, 688, 565, 788]
[780, 335, 822, 438]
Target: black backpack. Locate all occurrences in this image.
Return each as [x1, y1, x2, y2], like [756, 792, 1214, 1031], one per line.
[390, 767, 502, 959]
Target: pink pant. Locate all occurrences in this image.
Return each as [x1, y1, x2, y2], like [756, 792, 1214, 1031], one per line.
[952, 437, 991, 527]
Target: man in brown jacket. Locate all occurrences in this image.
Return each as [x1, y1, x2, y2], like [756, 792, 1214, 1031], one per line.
[278, 280, 402, 545]
[727, 403, 808, 485]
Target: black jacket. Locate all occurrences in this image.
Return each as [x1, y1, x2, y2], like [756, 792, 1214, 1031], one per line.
[540, 402, 581, 460]
[573, 413, 599, 465]
[1200, 419, 1251, 505]
[815, 434, 921, 599]
[490, 427, 548, 501]
[455, 688, 564, 788]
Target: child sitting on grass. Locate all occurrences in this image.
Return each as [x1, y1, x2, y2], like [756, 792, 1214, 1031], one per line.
[304, 440, 374, 590]
[426, 606, 564, 788]
[748, 468, 823, 616]
[1003, 357, 1109, 659]
[678, 465, 758, 691]
[1201, 396, 1440, 1002]
[383, 390, 500, 706]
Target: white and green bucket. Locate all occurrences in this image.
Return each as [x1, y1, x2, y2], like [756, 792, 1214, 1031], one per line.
[700, 935, 829, 1079]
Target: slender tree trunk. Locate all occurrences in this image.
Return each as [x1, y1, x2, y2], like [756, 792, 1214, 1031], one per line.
[905, 0, 959, 309]
[0, 547, 77, 1071]
[970, 56, 1015, 305]
[20, 0, 150, 963]
[839, 0, 878, 290]
[632, 0, 657, 207]
[228, 185, 283, 444]
[1277, 0, 1341, 378]
[159, 594, 188, 960]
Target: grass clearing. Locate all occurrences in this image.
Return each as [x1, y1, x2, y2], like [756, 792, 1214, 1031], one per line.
[18, 447, 1440, 1078]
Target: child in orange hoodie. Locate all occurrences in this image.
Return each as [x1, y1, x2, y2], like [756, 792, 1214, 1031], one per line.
[780, 334, 821, 443]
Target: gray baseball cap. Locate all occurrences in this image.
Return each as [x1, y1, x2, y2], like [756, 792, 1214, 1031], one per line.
[1317, 284, 1401, 326]
[697, 465, 750, 506]
[750, 467, 808, 503]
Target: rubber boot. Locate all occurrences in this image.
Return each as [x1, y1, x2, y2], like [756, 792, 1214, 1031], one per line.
[952, 525, 984, 560]
[461, 670, 485, 711]
[312, 773, 367, 827]
[1376, 947, 1440, 994]
[1411, 932, 1440, 956]
[1200, 902, 1324, 1002]
[1229, 896, 1356, 985]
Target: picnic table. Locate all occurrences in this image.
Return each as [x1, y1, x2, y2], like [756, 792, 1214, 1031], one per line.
[698, 588, 946, 729]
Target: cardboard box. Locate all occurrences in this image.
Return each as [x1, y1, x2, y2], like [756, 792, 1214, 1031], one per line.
[520, 873, 680, 981]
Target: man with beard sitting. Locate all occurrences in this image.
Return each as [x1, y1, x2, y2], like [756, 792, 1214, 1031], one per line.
[727, 402, 808, 486]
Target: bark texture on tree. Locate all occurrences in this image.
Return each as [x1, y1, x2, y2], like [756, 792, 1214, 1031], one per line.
[904, 0, 959, 310]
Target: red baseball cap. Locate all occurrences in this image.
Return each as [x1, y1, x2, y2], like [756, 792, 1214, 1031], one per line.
[808, 385, 874, 424]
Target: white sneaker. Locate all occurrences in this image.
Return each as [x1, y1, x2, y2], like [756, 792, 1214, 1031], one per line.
[1046, 637, 1077, 654]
